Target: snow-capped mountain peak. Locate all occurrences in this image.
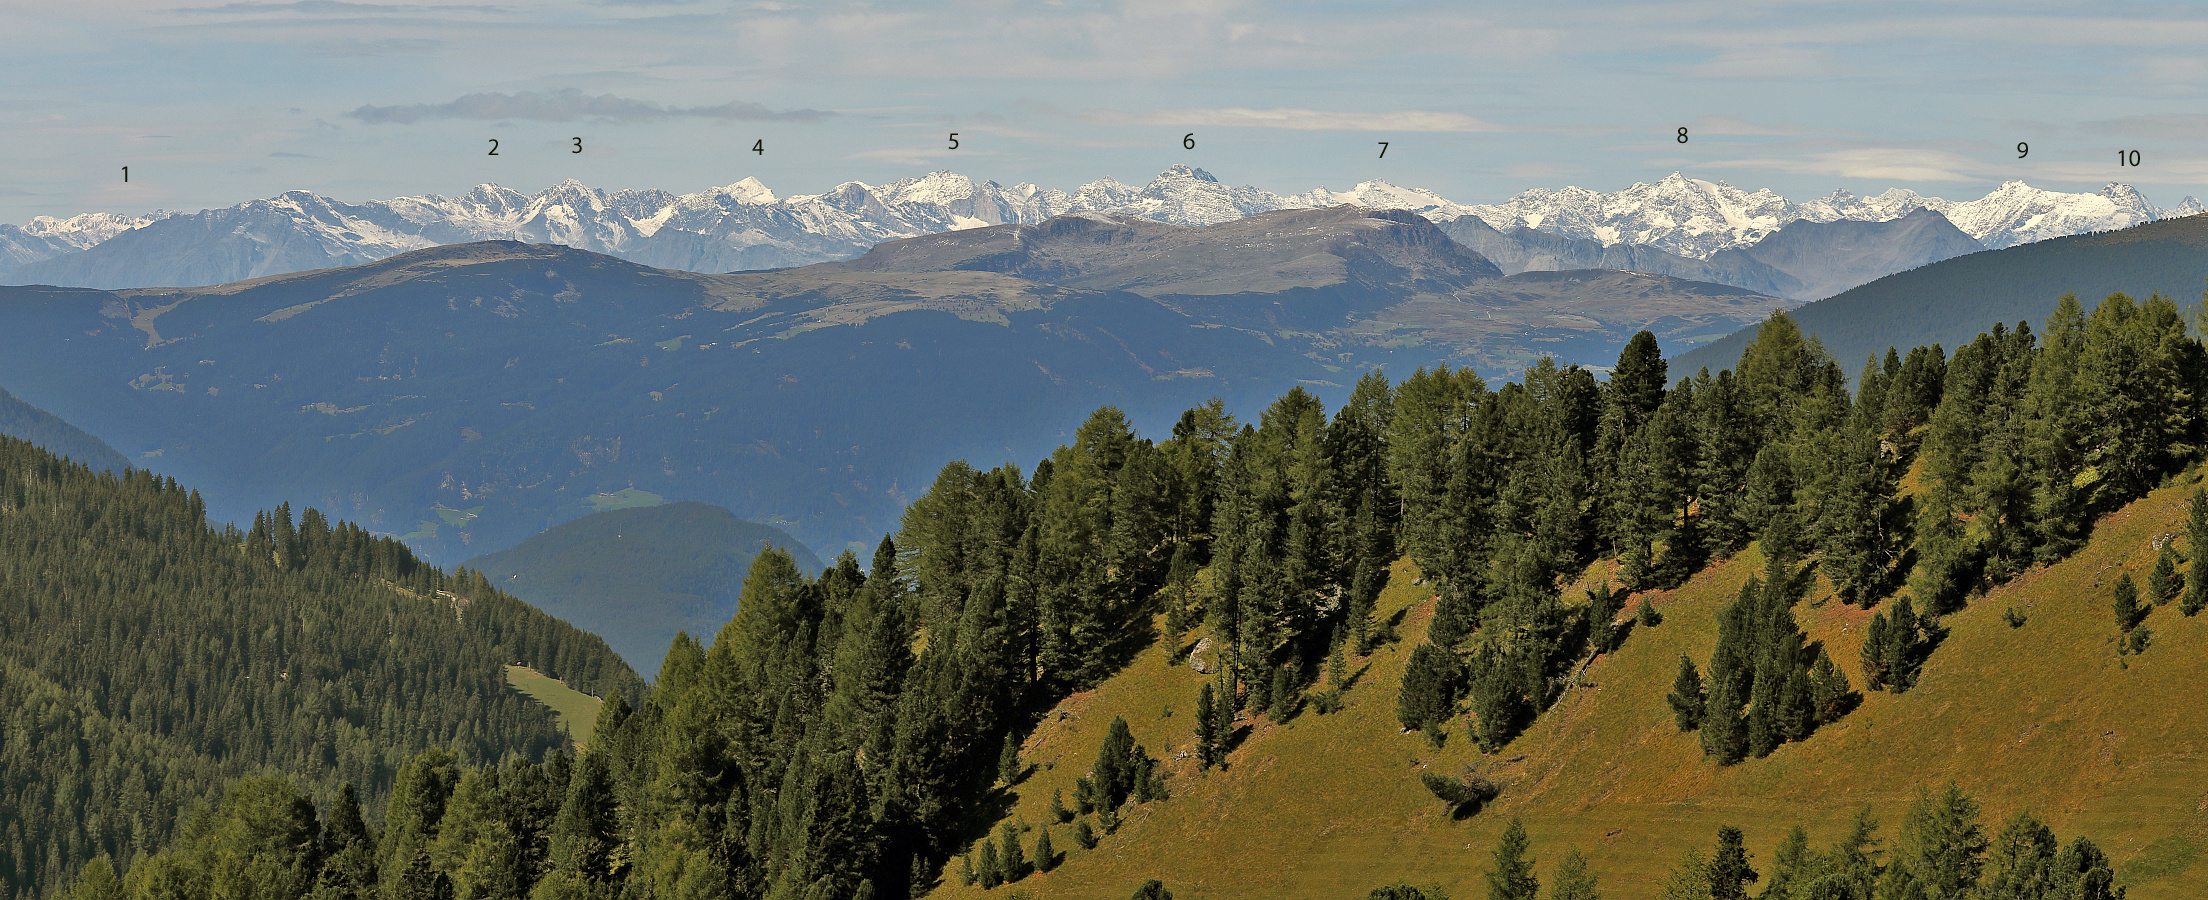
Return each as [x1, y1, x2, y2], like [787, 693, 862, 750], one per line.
[3, 168, 2195, 288]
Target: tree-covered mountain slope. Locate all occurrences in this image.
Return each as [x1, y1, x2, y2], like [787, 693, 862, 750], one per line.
[961, 470, 2208, 899]
[0, 435, 642, 900]
[0, 382, 128, 473]
[464, 501, 823, 677]
[1673, 213, 2208, 378]
[0, 213, 1782, 565]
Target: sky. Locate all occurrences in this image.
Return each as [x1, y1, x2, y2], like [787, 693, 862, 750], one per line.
[6, 0, 2208, 223]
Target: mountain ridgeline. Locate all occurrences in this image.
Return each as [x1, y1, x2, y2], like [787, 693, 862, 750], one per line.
[79, 282, 2208, 899]
[0, 435, 642, 900]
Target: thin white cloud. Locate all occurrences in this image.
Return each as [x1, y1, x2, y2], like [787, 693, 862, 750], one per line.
[1084, 107, 1514, 133]
[1713, 148, 1990, 183]
[347, 89, 832, 124]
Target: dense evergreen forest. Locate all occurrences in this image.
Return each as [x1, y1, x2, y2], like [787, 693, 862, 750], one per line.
[0, 437, 642, 900]
[55, 289, 2208, 900]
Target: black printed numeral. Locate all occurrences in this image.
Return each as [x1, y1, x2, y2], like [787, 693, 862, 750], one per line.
[1377, 142, 1389, 158]
[753, 140, 765, 156]
[2119, 150, 2141, 167]
[1183, 133, 1195, 150]
[1677, 127, 1689, 144]
[948, 133, 960, 150]
[2016, 142, 2029, 159]
[572, 137, 583, 154]
[487, 139, 499, 156]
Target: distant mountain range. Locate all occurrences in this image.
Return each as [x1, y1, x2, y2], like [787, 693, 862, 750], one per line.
[5, 168, 2196, 295]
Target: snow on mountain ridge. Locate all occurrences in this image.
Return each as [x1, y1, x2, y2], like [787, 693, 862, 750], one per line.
[4, 170, 2197, 286]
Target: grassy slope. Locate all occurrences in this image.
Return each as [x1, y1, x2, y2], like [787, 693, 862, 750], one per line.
[504, 665, 603, 749]
[931, 470, 2208, 900]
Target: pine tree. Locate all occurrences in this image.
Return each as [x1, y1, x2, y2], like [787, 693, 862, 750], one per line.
[1194, 682, 1223, 770]
[1809, 651, 1858, 724]
[1895, 783, 1988, 900]
[2148, 542, 2182, 605]
[1979, 813, 2060, 900]
[1000, 823, 1028, 882]
[1706, 826, 1758, 900]
[1327, 626, 1349, 686]
[1700, 670, 1747, 765]
[1034, 828, 1057, 873]
[1667, 656, 1705, 731]
[999, 733, 1022, 786]
[317, 783, 378, 900]
[1130, 880, 1173, 900]
[976, 840, 1003, 889]
[66, 858, 121, 900]
[1547, 849, 1599, 900]
[2112, 572, 2144, 633]
[1050, 787, 1072, 823]
[1397, 643, 1463, 734]
[1271, 664, 1297, 720]
[1762, 826, 1811, 900]
[1074, 820, 1098, 850]
[2185, 489, 2208, 616]
[1585, 585, 1618, 655]
[1485, 818, 1540, 900]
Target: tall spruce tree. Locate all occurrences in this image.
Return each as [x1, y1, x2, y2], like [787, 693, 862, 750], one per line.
[1485, 818, 1540, 900]
[2187, 488, 2208, 616]
[1668, 656, 1706, 731]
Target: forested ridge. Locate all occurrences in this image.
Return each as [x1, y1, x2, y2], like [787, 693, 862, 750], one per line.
[0, 436, 642, 900]
[56, 287, 2208, 900]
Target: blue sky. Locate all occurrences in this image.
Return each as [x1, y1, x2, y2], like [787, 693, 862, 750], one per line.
[7, 0, 2208, 222]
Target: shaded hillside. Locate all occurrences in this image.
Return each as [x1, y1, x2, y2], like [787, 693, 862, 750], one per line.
[0, 434, 642, 899]
[0, 383, 128, 473]
[1674, 213, 2208, 376]
[465, 501, 823, 677]
[0, 215, 1785, 562]
[1708, 207, 1983, 301]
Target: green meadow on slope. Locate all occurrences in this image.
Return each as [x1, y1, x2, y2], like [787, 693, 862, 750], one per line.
[953, 469, 2208, 899]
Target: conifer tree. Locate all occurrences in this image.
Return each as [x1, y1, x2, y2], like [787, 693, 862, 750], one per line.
[1706, 826, 1757, 900]
[1700, 671, 1747, 765]
[1000, 823, 1027, 882]
[1271, 665, 1297, 720]
[1034, 828, 1057, 873]
[2147, 542, 2182, 605]
[1978, 813, 2059, 900]
[1809, 651, 1858, 724]
[1585, 585, 1618, 655]
[2112, 572, 2144, 633]
[1050, 787, 1072, 823]
[1547, 849, 1599, 900]
[1130, 880, 1173, 900]
[1762, 826, 1810, 900]
[1074, 820, 1097, 850]
[1485, 818, 1539, 900]
[999, 734, 1022, 786]
[1667, 656, 1705, 731]
[1894, 783, 1987, 900]
[1397, 643, 1463, 735]
[1194, 683, 1223, 770]
[66, 858, 121, 900]
[976, 840, 1003, 889]
[2186, 488, 2208, 616]
[314, 783, 378, 900]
